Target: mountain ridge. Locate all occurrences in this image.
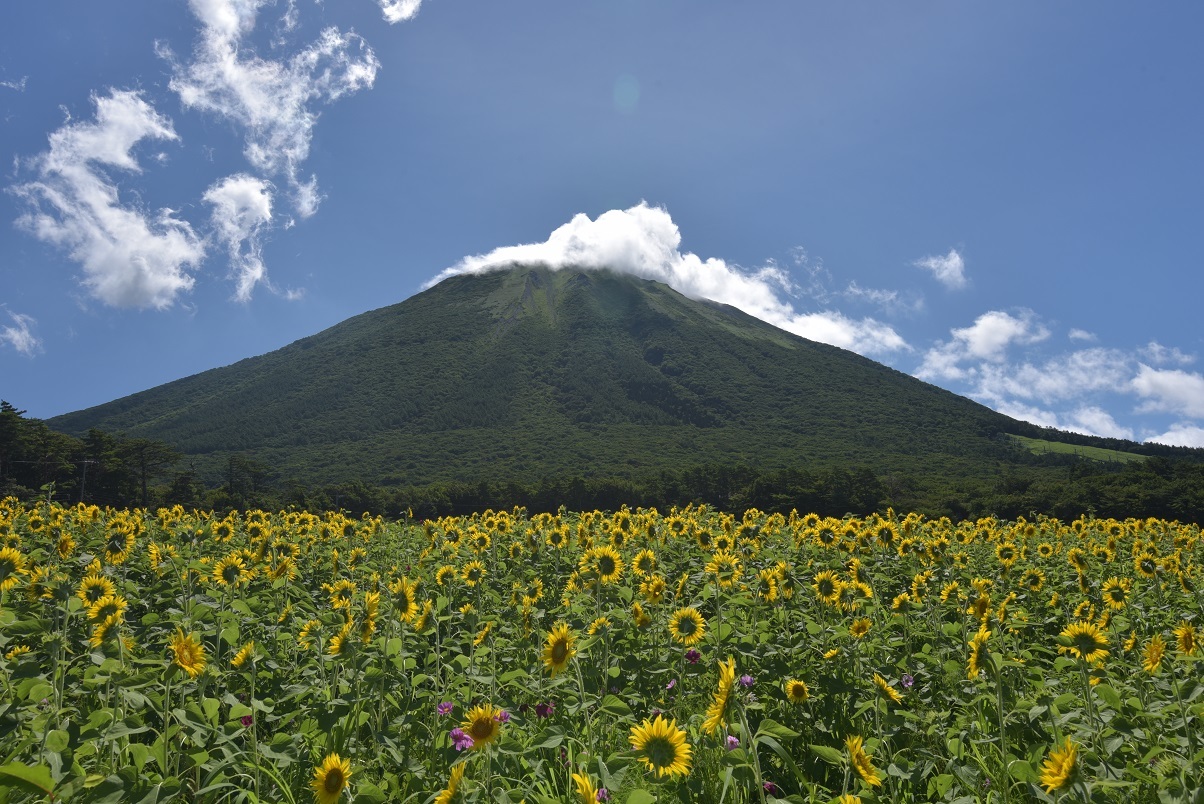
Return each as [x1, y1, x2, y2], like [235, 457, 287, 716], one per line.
[48, 266, 1097, 487]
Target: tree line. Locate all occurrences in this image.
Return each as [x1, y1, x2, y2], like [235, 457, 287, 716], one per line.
[4, 400, 1203, 523]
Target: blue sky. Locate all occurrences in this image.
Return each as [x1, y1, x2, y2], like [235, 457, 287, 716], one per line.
[3, 1, 1203, 447]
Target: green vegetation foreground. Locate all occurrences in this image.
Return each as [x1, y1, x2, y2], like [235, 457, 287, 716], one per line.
[0, 499, 1201, 803]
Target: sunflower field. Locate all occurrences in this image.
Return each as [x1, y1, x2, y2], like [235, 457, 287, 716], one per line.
[0, 497, 1201, 803]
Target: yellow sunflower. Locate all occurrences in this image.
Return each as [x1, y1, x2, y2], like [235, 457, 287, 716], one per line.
[668, 607, 706, 647]
[702, 656, 736, 735]
[873, 672, 902, 705]
[704, 550, 742, 588]
[433, 762, 466, 804]
[1143, 633, 1166, 674]
[572, 771, 599, 804]
[1101, 577, 1130, 610]
[629, 715, 692, 778]
[967, 626, 991, 679]
[311, 752, 351, 804]
[542, 622, 576, 677]
[583, 545, 624, 586]
[1060, 621, 1109, 663]
[1175, 621, 1197, 656]
[231, 641, 255, 668]
[461, 560, 486, 587]
[0, 546, 27, 592]
[845, 735, 882, 787]
[813, 570, 843, 605]
[1039, 738, 1077, 794]
[849, 618, 871, 639]
[784, 678, 809, 704]
[461, 703, 504, 749]
[170, 628, 207, 678]
[390, 576, 419, 623]
[632, 548, 658, 577]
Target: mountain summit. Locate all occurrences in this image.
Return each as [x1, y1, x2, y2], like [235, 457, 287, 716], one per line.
[51, 266, 1022, 486]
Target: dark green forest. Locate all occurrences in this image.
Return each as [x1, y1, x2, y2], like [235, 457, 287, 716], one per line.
[8, 400, 1204, 522]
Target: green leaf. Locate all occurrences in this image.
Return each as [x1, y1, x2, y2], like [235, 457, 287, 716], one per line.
[755, 718, 799, 740]
[810, 744, 843, 765]
[598, 695, 632, 718]
[1008, 759, 1037, 782]
[0, 763, 55, 795]
[625, 791, 656, 804]
[45, 729, 70, 753]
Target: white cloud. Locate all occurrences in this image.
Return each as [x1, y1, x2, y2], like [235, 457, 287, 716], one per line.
[1, 76, 28, 92]
[916, 309, 1049, 381]
[1068, 328, 1095, 342]
[0, 311, 40, 355]
[913, 248, 966, 289]
[430, 202, 910, 356]
[1146, 424, 1204, 449]
[1139, 341, 1194, 366]
[204, 173, 274, 301]
[1065, 406, 1134, 440]
[167, 0, 380, 215]
[1131, 364, 1204, 419]
[378, 0, 424, 23]
[974, 347, 1131, 406]
[10, 90, 205, 309]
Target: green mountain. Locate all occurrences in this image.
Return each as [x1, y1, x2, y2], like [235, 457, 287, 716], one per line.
[49, 266, 1052, 488]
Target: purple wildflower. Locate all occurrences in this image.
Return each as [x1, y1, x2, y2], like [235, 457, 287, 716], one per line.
[901, 673, 915, 689]
[240, 715, 253, 727]
[666, 678, 677, 690]
[595, 790, 610, 802]
[739, 674, 755, 688]
[535, 701, 555, 718]
[494, 710, 511, 723]
[763, 781, 780, 795]
[450, 727, 473, 751]
[685, 648, 701, 664]
[725, 734, 740, 751]
[438, 701, 454, 716]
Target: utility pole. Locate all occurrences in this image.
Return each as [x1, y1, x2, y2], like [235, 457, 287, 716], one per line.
[78, 459, 96, 503]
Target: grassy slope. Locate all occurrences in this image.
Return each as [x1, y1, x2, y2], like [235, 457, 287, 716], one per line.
[51, 266, 1027, 486]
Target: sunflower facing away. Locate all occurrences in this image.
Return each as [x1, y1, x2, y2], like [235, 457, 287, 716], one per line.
[1060, 621, 1109, 663]
[1039, 738, 1077, 794]
[170, 628, 207, 678]
[845, 735, 882, 788]
[668, 607, 707, 647]
[542, 622, 577, 677]
[702, 656, 737, 734]
[461, 703, 504, 750]
[311, 752, 351, 804]
[629, 715, 692, 778]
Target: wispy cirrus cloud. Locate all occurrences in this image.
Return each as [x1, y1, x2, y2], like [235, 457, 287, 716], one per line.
[431, 202, 910, 356]
[0, 311, 41, 355]
[9, 90, 205, 309]
[164, 0, 380, 217]
[1, 76, 28, 92]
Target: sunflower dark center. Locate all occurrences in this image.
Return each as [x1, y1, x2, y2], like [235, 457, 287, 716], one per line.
[324, 769, 344, 793]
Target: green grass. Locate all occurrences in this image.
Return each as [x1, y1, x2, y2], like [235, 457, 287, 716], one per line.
[1009, 434, 1147, 464]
